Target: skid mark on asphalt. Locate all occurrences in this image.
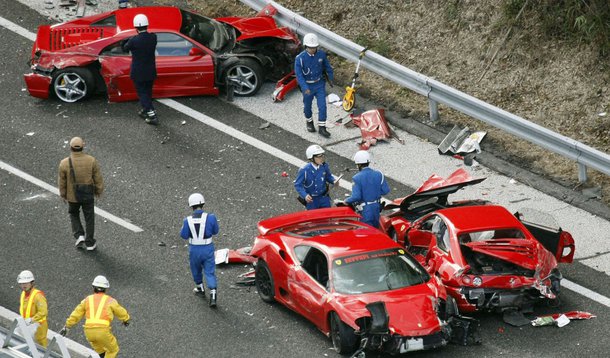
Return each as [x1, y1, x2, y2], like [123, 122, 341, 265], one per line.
[0, 159, 143, 233]
[1, 15, 609, 309]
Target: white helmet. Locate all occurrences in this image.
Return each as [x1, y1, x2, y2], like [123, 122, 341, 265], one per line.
[92, 275, 110, 288]
[188, 193, 205, 207]
[354, 150, 371, 164]
[17, 270, 35, 284]
[133, 14, 149, 28]
[306, 144, 325, 159]
[303, 33, 319, 48]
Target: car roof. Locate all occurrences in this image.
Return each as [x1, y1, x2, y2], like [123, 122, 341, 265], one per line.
[283, 226, 402, 260]
[436, 205, 523, 232]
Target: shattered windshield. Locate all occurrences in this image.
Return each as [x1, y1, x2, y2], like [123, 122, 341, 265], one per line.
[180, 10, 232, 51]
[332, 249, 429, 294]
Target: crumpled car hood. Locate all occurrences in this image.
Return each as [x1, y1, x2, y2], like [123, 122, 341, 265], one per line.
[335, 285, 442, 336]
[465, 238, 556, 273]
[216, 16, 297, 41]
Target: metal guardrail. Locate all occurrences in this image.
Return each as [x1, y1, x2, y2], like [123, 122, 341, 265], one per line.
[242, 0, 610, 182]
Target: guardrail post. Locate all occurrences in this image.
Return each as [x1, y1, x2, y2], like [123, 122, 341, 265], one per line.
[578, 163, 588, 183]
[428, 99, 439, 121]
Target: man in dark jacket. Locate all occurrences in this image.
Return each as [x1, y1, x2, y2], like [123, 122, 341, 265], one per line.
[123, 14, 158, 125]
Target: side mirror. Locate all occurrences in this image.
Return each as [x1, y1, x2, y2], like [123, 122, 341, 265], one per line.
[189, 47, 204, 57]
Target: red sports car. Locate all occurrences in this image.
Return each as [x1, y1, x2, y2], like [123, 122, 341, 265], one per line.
[380, 169, 575, 313]
[251, 207, 479, 356]
[24, 5, 299, 103]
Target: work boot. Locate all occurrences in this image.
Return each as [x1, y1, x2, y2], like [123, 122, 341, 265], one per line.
[193, 284, 205, 296]
[74, 235, 85, 249]
[209, 289, 217, 308]
[318, 125, 331, 138]
[145, 110, 158, 125]
[306, 120, 316, 133]
[85, 242, 97, 251]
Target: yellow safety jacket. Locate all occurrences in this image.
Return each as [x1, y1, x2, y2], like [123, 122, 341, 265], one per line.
[20, 288, 47, 324]
[66, 293, 130, 329]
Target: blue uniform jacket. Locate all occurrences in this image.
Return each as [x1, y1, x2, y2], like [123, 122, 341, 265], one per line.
[294, 162, 336, 199]
[124, 31, 157, 82]
[180, 209, 219, 242]
[294, 49, 334, 92]
[345, 167, 390, 205]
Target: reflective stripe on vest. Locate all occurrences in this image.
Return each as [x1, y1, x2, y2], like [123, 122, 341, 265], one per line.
[187, 214, 212, 245]
[20, 288, 43, 322]
[85, 294, 111, 327]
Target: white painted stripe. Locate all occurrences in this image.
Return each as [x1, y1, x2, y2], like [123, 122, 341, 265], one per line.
[3, 15, 609, 309]
[158, 98, 354, 191]
[0, 16, 36, 42]
[562, 279, 610, 308]
[0, 159, 143, 233]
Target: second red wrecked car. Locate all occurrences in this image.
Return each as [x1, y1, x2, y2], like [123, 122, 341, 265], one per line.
[380, 169, 575, 313]
[24, 5, 299, 103]
[250, 207, 479, 356]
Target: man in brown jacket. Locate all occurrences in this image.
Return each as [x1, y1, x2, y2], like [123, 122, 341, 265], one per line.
[58, 137, 104, 251]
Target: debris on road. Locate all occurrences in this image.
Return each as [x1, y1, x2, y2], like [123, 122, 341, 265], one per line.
[438, 125, 486, 157]
[532, 311, 596, 327]
[259, 122, 271, 129]
[349, 109, 404, 149]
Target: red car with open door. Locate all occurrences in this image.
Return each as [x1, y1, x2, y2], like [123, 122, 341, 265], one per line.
[380, 169, 575, 314]
[251, 207, 479, 356]
[24, 5, 299, 103]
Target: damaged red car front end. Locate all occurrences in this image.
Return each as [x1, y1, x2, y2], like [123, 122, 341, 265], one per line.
[250, 207, 479, 356]
[380, 169, 575, 314]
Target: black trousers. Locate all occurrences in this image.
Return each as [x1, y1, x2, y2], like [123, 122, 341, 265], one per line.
[134, 80, 155, 112]
[68, 201, 95, 245]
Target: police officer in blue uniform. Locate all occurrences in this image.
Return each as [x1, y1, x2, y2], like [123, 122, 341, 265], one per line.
[343, 150, 390, 228]
[123, 14, 158, 125]
[180, 193, 219, 307]
[295, 33, 334, 138]
[294, 145, 339, 210]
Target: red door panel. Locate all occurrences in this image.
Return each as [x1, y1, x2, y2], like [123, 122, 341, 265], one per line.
[99, 56, 137, 102]
[153, 53, 216, 98]
[288, 268, 328, 326]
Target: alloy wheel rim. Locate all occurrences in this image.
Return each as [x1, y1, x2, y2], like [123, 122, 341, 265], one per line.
[54, 73, 87, 102]
[227, 65, 257, 95]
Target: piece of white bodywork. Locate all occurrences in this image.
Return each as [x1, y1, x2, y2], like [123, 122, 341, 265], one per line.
[215, 248, 230, 265]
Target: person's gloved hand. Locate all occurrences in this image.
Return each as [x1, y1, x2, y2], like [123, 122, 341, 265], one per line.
[59, 326, 69, 336]
[122, 320, 130, 327]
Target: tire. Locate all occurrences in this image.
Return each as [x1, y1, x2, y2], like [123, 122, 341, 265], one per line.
[52, 67, 95, 103]
[255, 260, 275, 303]
[224, 58, 263, 96]
[330, 312, 358, 355]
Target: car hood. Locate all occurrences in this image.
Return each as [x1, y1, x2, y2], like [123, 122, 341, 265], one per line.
[388, 169, 485, 210]
[216, 16, 297, 42]
[464, 238, 556, 273]
[335, 284, 442, 336]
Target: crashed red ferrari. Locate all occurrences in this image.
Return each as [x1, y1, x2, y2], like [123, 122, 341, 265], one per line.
[24, 5, 299, 103]
[251, 207, 479, 356]
[380, 169, 575, 314]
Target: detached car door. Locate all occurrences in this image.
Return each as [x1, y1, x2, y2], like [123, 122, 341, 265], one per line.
[153, 32, 216, 98]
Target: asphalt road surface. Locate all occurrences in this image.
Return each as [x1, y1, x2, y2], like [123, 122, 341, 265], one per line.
[1, 1, 609, 357]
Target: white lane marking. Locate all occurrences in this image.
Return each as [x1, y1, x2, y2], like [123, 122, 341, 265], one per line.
[0, 16, 36, 42]
[158, 98, 353, 191]
[562, 279, 610, 308]
[2, 15, 609, 308]
[0, 159, 143, 233]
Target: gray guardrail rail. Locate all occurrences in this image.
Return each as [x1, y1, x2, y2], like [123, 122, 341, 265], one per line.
[241, 0, 610, 182]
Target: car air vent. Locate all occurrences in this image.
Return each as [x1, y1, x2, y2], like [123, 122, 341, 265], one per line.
[49, 27, 105, 51]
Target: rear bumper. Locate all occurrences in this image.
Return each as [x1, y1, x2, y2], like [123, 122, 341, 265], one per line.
[24, 73, 51, 99]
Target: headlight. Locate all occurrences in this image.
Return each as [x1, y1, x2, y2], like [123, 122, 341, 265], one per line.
[472, 276, 482, 287]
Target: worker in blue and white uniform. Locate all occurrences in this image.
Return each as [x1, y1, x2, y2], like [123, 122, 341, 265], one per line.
[294, 145, 339, 210]
[343, 151, 390, 228]
[295, 33, 334, 138]
[180, 193, 219, 307]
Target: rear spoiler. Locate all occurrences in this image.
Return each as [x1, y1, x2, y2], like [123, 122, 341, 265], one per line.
[257, 207, 360, 235]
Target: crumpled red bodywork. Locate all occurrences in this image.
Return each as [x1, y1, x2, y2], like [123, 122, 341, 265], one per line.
[24, 5, 298, 102]
[379, 169, 575, 313]
[350, 109, 404, 149]
[249, 207, 456, 354]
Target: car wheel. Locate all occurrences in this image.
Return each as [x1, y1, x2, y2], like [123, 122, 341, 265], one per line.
[255, 260, 275, 303]
[330, 312, 358, 355]
[52, 67, 94, 103]
[224, 58, 263, 96]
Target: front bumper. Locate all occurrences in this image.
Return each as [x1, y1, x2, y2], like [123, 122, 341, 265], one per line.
[384, 331, 448, 354]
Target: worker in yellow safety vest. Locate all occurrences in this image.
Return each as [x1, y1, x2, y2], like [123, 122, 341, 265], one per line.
[17, 270, 48, 347]
[60, 275, 130, 358]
